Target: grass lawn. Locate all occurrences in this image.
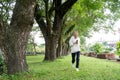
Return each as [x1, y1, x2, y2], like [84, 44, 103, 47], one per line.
[0, 55, 120, 80]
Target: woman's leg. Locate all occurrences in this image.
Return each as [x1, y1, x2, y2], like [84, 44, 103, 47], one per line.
[76, 51, 80, 68]
[71, 53, 75, 64]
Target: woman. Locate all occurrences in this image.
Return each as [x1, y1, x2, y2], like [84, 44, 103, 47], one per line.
[69, 31, 80, 71]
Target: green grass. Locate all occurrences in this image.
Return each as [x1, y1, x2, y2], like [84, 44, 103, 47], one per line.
[0, 55, 120, 80]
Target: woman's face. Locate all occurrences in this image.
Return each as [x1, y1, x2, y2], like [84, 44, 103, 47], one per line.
[74, 31, 78, 38]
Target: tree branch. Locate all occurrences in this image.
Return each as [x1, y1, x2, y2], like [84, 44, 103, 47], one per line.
[34, 4, 47, 38]
[59, 0, 78, 18]
[44, 0, 52, 32]
[48, 1, 55, 17]
[55, 0, 62, 6]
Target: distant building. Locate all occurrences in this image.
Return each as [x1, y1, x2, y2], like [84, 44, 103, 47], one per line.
[97, 40, 119, 48]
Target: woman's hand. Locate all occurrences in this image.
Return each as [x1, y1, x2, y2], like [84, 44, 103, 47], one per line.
[74, 40, 78, 44]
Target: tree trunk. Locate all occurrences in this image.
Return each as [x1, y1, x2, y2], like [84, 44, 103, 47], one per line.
[44, 35, 57, 60]
[56, 42, 62, 58]
[3, 0, 36, 74]
[0, 16, 5, 50]
[0, 19, 2, 48]
[56, 35, 62, 58]
[33, 44, 37, 55]
[62, 43, 69, 56]
[32, 39, 37, 55]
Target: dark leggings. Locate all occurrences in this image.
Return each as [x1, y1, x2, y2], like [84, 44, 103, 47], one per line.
[71, 51, 80, 68]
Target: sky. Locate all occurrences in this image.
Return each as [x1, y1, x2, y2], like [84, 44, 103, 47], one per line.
[86, 19, 120, 45]
[34, 19, 120, 45]
[34, 32, 45, 45]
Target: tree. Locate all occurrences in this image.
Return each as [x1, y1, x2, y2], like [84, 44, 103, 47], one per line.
[35, 0, 78, 60]
[27, 27, 40, 54]
[27, 34, 37, 54]
[0, 0, 36, 74]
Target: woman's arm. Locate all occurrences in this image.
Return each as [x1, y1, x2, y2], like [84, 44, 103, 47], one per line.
[69, 37, 74, 47]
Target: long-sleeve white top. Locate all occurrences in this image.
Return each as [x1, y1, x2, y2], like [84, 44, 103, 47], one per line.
[69, 36, 80, 53]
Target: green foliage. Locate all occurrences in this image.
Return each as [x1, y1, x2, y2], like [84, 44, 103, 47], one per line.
[116, 42, 120, 56]
[27, 44, 34, 52]
[27, 26, 41, 52]
[90, 43, 103, 54]
[80, 36, 87, 53]
[81, 46, 87, 53]
[80, 36, 86, 45]
[0, 55, 120, 80]
[0, 0, 15, 23]
[104, 47, 113, 53]
[102, 41, 113, 53]
[102, 41, 108, 46]
[65, 0, 120, 37]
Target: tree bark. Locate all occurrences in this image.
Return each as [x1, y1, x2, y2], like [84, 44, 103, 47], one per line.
[56, 29, 63, 58]
[44, 34, 57, 60]
[0, 18, 3, 49]
[0, 16, 5, 50]
[3, 0, 36, 74]
[62, 43, 69, 56]
[44, 16, 62, 60]
[56, 38, 62, 57]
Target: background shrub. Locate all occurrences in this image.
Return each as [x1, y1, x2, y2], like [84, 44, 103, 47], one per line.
[90, 43, 103, 54]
